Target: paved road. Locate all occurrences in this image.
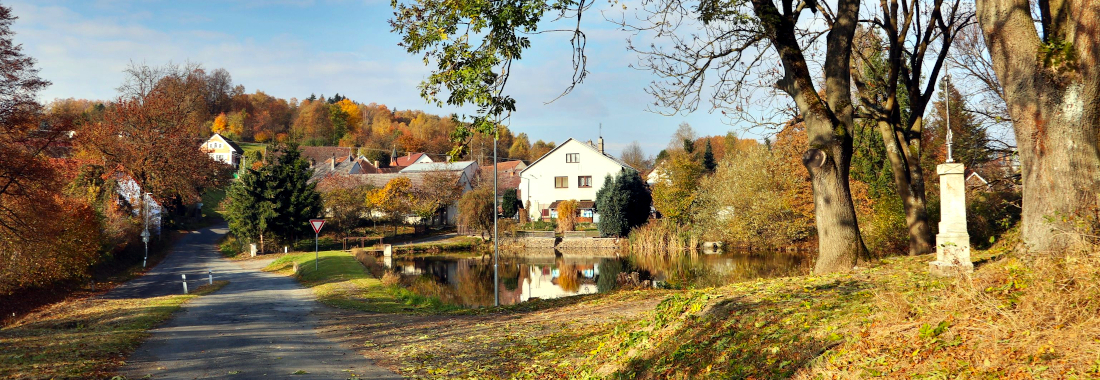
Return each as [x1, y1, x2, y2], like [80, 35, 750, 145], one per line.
[114, 223, 401, 380]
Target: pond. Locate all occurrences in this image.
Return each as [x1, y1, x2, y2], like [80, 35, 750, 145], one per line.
[383, 250, 812, 307]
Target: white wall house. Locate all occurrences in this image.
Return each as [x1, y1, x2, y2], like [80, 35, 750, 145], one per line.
[519, 137, 635, 222]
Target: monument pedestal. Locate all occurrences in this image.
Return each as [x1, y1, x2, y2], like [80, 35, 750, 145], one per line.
[930, 163, 973, 276]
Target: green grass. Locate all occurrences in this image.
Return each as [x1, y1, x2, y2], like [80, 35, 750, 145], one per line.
[200, 188, 226, 219]
[0, 281, 228, 379]
[395, 236, 485, 254]
[237, 142, 267, 156]
[263, 250, 460, 314]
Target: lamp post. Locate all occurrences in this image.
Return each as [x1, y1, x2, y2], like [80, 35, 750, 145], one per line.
[493, 128, 499, 307]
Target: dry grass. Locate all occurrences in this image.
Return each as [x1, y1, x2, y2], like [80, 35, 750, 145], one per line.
[627, 220, 699, 258]
[0, 281, 228, 379]
[806, 249, 1100, 378]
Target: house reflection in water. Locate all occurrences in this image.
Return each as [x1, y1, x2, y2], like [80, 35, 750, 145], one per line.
[392, 256, 601, 307]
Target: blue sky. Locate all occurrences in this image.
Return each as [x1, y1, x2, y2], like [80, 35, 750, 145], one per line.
[10, 0, 775, 157]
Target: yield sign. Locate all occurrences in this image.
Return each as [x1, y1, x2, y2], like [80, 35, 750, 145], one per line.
[309, 219, 325, 234]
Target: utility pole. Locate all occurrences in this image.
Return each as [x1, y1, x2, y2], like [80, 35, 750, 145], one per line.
[493, 127, 500, 307]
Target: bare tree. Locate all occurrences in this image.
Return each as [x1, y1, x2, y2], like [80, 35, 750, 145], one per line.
[617, 0, 869, 273]
[849, 0, 973, 256]
[620, 141, 654, 172]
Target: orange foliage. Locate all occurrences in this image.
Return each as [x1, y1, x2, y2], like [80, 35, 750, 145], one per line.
[211, 112, 228, 134]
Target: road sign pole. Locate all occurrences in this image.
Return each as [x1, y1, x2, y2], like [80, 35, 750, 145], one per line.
[308, 219, 326, 272]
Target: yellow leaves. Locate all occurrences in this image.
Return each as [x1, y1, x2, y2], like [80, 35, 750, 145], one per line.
[211, 113, 228, 134]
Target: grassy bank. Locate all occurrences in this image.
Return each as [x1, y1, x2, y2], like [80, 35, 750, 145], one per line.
[0, 281, 228, 379]
[267, 243, 1100, 378]
[264, 250, 460, 314]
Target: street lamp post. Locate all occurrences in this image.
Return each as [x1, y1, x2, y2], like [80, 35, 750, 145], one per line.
[493, 129, 500, 307]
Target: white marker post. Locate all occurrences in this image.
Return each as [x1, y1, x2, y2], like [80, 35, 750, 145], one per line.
[309, 219, 326, 271]
[182, 274, 188, 294]
[141, 229, 150, 268]
[208, 270, 213, 285]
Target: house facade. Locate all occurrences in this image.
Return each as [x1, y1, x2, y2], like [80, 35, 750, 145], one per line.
[519, 138, 635, 222]
[201, 134, 244, 168]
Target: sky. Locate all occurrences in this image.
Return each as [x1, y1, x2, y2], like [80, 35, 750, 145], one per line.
[11, 0, 782, 158]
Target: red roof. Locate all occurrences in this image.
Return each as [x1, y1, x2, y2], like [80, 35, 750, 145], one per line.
[394, 153, 427, 167]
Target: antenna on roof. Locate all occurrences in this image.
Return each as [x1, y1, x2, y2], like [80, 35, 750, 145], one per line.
[599, 123, 602, 139]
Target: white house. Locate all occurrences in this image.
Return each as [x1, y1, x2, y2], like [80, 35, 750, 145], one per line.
[116, 174, 162, 235]
[393, 152, 434, 167]
[519, 137, 635, 222]
[201, 134, 244, 168]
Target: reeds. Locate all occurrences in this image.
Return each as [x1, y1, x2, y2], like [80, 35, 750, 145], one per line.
[626, 219, 699, 259]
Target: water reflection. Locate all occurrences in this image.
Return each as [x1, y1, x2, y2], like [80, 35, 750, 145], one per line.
[387, 250, 810, 307]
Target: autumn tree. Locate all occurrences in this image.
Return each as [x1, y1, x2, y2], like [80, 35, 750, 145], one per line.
[458, 186, 495, 238]
[411, 171, 463, 225]
[78, 66, 233, 218]
[367, 177, 414, 234]
[651, 152, 704, 224]
[974, 0, 1100, 251]
[0, 5, 105, 293]
[530, 140, 556, 161]
[556, 199, 579, 233]
[508, 133, 531, 161]
[322, 179, 373, 238]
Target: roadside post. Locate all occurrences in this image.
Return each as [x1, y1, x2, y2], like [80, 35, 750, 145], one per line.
[208, 270, 213, 285]
[182, 274, 188, 294]
[141, 229, 150, 268]
[310, 219, 326, 271]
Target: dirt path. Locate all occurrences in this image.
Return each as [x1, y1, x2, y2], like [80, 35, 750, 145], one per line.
[116, 224, 401, 379]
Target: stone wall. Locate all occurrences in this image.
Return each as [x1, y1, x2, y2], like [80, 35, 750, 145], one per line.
[499, 237, 557, 249]
[557, 237, 622, 249]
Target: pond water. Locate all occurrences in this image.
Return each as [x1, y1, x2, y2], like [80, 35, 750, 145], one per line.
[383, 250, 812, 307]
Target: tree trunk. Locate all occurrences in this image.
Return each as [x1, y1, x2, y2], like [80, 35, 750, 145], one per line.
[804, 117, 869, 274]
[977, 0, 1100, 252]
[876, 120, 934, 256]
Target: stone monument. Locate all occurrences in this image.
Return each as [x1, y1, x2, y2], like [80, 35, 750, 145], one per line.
[930, 162, 973, 276]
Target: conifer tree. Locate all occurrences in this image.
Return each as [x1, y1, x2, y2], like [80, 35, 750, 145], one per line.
[596, 170, 652, 237]
[703, 140, 716, 172]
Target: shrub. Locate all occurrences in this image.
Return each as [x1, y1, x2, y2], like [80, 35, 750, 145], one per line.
[381, 271, 402, 287]
[692, 144, 814, 247]
[557, 200, 579, 232]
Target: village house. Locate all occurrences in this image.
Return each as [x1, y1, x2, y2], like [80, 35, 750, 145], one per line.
[200, 133, 244, 169]
[392, 152, 433, 168]
[519, 137, 635, 222]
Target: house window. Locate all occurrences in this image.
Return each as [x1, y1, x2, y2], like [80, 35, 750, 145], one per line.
[566, 153, 579, 163]
[578, 176, 592, 188]
[554, 176, 568, 188]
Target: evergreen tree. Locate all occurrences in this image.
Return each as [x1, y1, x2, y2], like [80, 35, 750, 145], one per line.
[501, 188, 519, 218]
[703, 140, 716, 172]
[682, 138, 695, 154]
[596, 170, 653, 237]
[224, 144, 322, 252]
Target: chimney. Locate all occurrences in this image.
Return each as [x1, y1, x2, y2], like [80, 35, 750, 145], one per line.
[598, 136, 605, 154]
[331, 153, 336, 170]
[374, 160, 380, 169]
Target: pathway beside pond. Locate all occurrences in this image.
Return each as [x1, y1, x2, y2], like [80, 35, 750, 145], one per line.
[117, 224, 400, 380]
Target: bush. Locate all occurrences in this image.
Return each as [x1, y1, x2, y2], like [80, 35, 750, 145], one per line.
[381, 271, 402, 287]
[692, 144, 813, 247]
